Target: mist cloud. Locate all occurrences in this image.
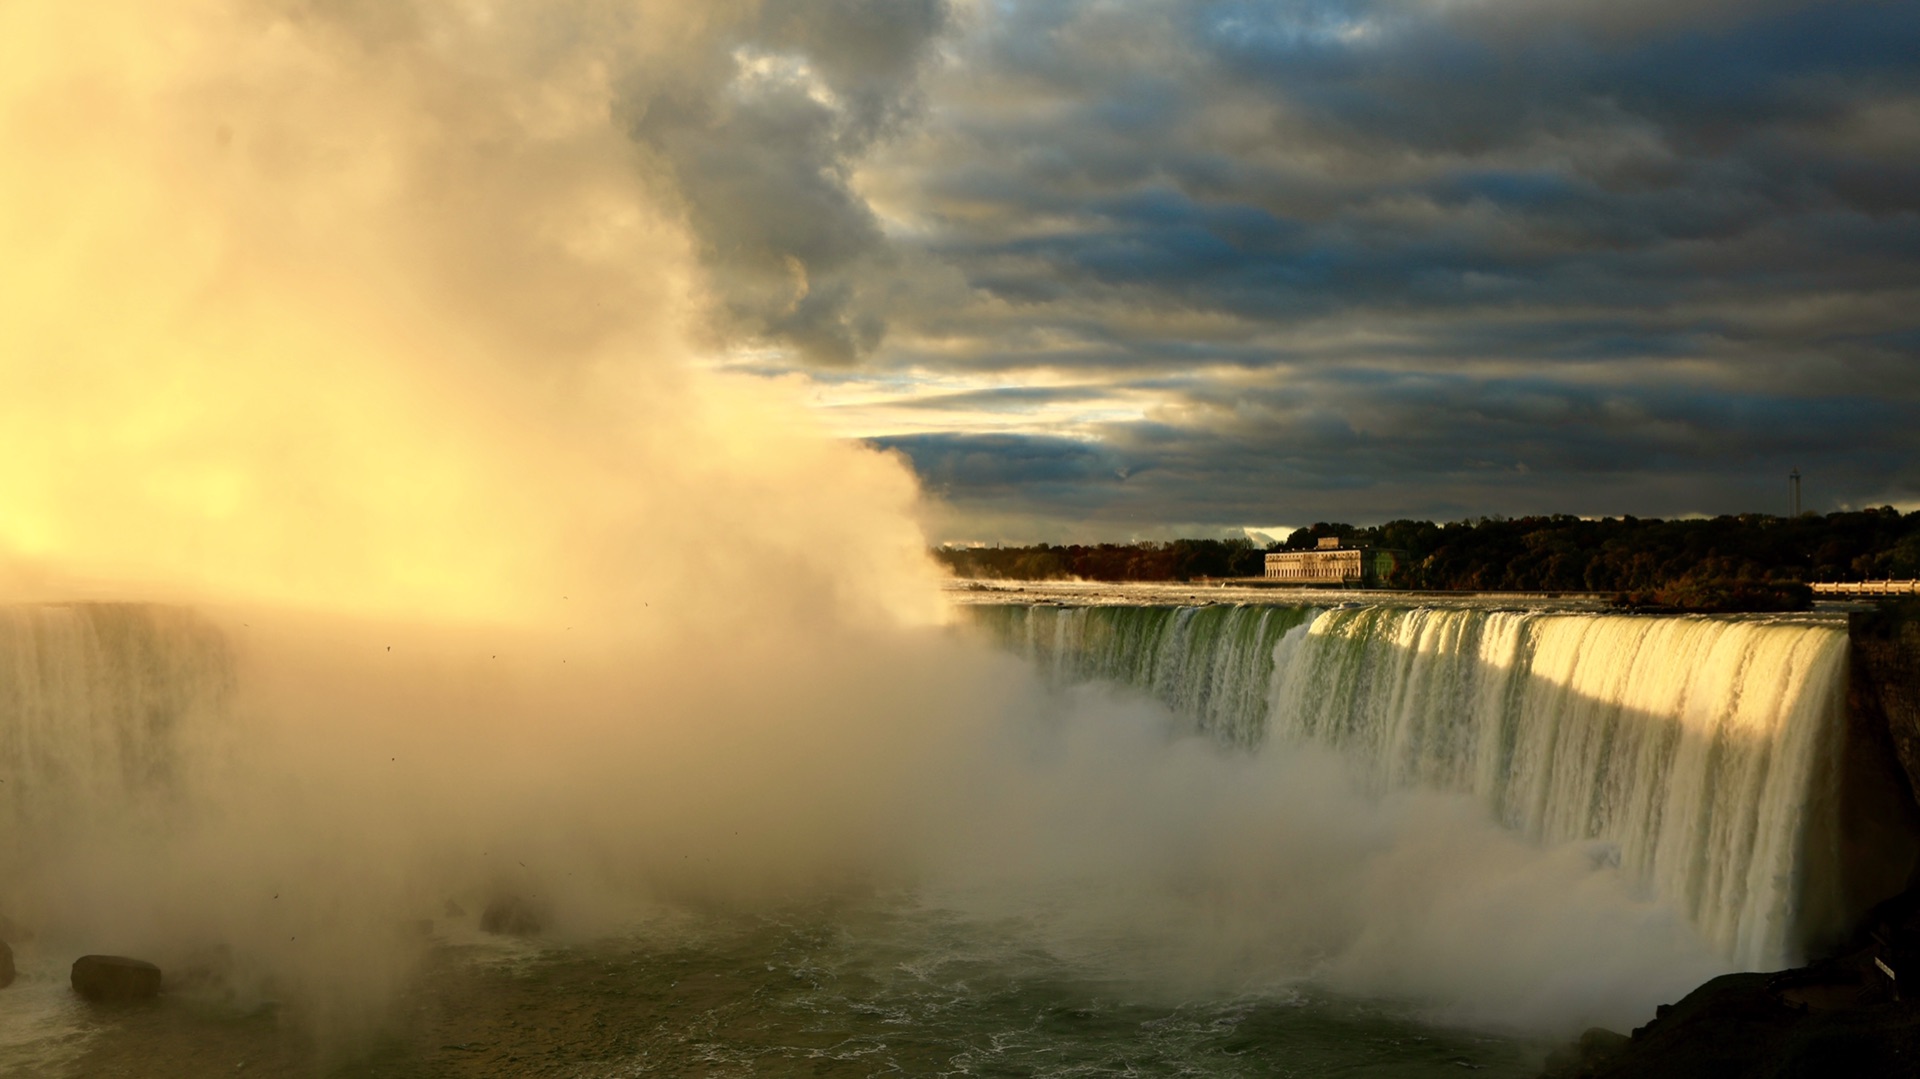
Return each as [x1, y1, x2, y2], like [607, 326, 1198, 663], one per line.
[0, 0, 965, 1043]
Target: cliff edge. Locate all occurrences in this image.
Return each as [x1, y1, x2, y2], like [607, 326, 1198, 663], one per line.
[1853, 600, 1920, 808]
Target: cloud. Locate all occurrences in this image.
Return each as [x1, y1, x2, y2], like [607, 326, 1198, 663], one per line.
[884, 368, 1920, 541]
[624, 0, 951, 364]
[615, 0, 1918, 531]
[869, 431, 1147, 496]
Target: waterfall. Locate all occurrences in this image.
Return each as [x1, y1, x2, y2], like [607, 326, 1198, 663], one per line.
[965, 603, 1314, 747]
[0, 599, 1855, 973]
[971, 603, 1849, 970]
[0, 604, 233, 861]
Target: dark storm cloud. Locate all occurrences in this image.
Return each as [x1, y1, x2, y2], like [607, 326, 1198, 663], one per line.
[622, 0, 949, 363]
[867, 431, 1150, 494]
[894, 370, 1920, 532]
[922, 0, 1915, 335]
[628, 0, 1920, 534]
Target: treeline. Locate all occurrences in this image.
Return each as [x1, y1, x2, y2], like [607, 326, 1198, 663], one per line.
[936, 537, 1271, 582]
[934, 508, 1920, 597]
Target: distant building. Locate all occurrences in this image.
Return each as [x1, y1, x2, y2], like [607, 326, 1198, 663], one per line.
[1264, 537, 1401, 586]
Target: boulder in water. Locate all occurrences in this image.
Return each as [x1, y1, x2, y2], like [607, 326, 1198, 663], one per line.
[71, 955, 162, 1001]
[1540, 1027, 1628, 1076]
[0, 939, 13, 989]
[480, 895, 546, 936]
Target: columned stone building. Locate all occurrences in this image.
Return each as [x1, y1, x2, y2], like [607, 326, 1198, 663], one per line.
[1264, 538, 1399, 586]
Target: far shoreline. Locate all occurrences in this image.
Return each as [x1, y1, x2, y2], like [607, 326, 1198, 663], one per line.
[941, 577, 1861, 620]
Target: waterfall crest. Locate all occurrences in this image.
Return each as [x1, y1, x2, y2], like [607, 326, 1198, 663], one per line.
[973, 603, 1849, 969]
[965, 604, 1314, 746]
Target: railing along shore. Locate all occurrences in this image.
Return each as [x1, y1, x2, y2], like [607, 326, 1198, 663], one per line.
[1812, 580, 1920, 596]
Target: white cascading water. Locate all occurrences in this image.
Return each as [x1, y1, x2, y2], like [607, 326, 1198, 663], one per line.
[971, 603, 1849, 970]
[0, 604, 232, 864]
[966, 604, 1315, 747]
[1, 600, 1849, 974]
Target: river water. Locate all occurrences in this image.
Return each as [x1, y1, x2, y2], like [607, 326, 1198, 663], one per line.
[6, 898, 1548, 1078]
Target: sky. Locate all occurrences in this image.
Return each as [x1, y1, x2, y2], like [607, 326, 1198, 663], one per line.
[616, 0, 1920, 543]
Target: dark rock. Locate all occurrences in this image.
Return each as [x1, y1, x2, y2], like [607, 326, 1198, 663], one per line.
[1840, 886, 1920, 973]
[1851, 601, 1920, 814]
[443, 899, 466, 918]
[1576, 1027, 1628, 1056]
[1539, 947, 1920, 1078]
[71, 955, 162, 1001]
[0, 939, 13, 988]
[1540, 1027, 1629, 1076]
[1784, 604, 1920, 958]
[479, 895, 546, 936]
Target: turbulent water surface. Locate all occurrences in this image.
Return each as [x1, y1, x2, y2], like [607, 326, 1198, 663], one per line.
[7, 901, 1549, 1078]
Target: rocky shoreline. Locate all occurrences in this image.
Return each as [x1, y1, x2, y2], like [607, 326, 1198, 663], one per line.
[1542, 892, 1920, 1077]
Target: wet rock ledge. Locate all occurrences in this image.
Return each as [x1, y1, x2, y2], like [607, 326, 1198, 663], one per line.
[1543, 893, 1920, 1077]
